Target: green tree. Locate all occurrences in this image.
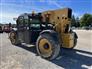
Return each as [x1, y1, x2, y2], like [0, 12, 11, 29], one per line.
[71, 15, 80, 27]
[80, 13, 92, 27]
[75, 17, 80, 27]
[71, 15, 76, 27]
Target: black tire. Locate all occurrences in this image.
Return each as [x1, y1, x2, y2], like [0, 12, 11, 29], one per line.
[36, 33, 60, 60]
[9, 31, 21, 45]
[71, 32, 78, 49]
[72, 38, 77, 48]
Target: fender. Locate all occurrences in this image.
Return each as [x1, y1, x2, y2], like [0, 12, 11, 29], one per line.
[10, 28, 18, 35]
[74, 32, 78, 39]
[40, 30, 59, 41]
[40, 30, 57, 35]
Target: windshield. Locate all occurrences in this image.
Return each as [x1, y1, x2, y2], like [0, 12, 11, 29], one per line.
[30, 19, 40, 23]
[29, 18, 41, 29]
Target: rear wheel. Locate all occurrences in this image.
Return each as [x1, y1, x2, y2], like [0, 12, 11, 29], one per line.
[71, 37, 77, 49]
[9, 31, 21, 45]
[36, 33, 60, 60]
[71, 32, 78, 49]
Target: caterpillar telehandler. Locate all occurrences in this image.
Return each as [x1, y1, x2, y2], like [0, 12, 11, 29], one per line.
[9, 8, 78, 60]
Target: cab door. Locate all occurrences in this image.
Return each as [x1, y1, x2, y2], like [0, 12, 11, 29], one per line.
[17, 14, 30, 44]
[29, 19, 42, 44]
[23, 14, 30, 44]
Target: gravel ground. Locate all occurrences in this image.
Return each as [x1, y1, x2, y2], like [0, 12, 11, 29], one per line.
[0, 30, 92, 69]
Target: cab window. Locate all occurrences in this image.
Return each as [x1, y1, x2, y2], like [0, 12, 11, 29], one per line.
[17, 16, 24, 27]
[29, 18, 41, 29]
[24, 14, 29, 27]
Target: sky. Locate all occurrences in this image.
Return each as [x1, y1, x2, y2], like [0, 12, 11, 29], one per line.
[0, 0, 92, 24]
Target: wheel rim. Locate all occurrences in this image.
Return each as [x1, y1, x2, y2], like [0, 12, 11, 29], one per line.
[38, 38, 53, 58]
[10, 33, 16, 44]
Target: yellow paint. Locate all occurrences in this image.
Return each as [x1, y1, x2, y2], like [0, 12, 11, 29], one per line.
[38, 38, 52, 57]
[62, 33, 74, 48]
[42, 8, 75, 48]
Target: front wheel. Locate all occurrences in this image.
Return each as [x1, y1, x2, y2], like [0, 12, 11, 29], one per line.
[36, 33, 60, 60]
[9, 31, 21, 45]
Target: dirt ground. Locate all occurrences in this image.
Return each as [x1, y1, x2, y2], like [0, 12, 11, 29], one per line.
[0, 30, 92, 69]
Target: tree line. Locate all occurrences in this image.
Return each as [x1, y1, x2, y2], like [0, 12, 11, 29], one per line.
[71, 13, 92, 27]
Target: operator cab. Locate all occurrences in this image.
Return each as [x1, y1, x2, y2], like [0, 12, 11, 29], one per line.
[16, 13, 53, 44]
